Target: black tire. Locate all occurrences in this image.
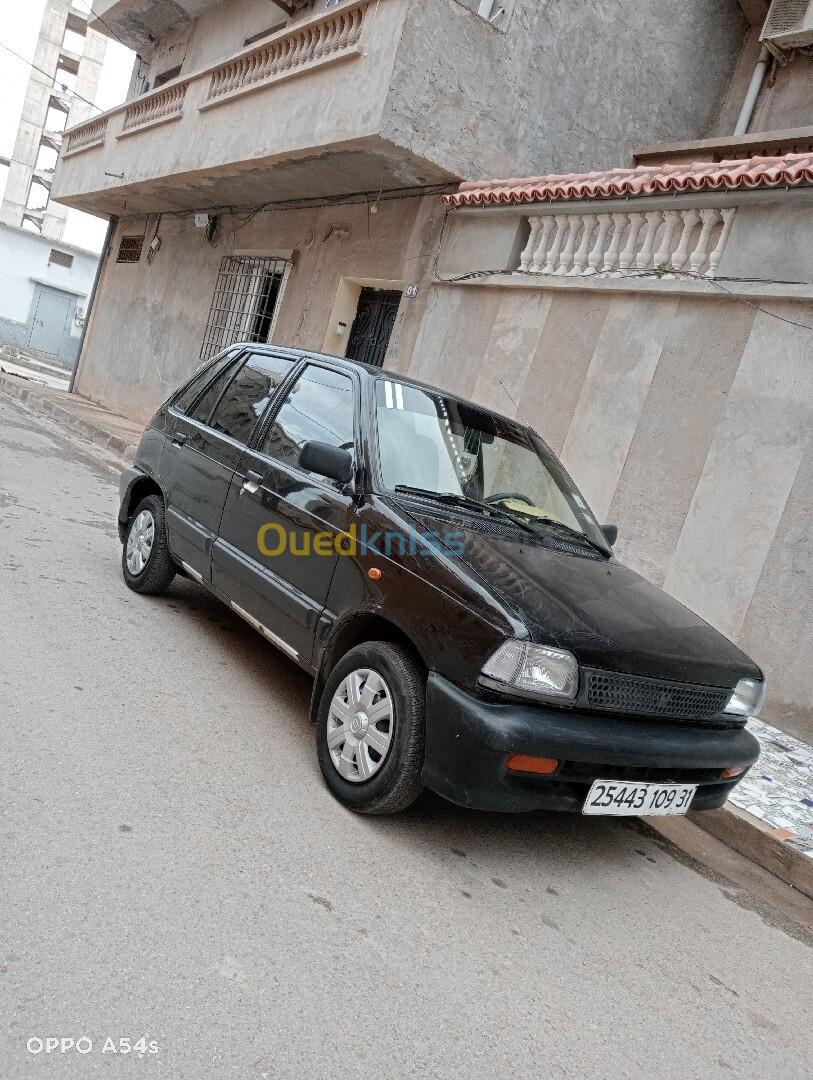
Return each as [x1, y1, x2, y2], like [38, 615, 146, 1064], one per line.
[121, 494, 176, 595]
[316, 642, 425, 815]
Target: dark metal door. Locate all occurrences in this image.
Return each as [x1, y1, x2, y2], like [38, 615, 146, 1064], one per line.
[346, 288, 402, 368]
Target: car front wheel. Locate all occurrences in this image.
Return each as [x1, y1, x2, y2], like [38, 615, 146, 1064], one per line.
[121, 494, 176, 595]
[316, 642, 425, 815]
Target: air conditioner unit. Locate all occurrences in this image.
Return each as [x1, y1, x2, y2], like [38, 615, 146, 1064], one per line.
[760, 0, 813, 56]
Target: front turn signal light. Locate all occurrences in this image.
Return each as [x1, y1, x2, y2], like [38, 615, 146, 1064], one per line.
[721, 765, 747, 780]
[506, 754, 560, 775]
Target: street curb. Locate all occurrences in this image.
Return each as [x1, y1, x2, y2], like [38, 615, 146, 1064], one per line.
[688, 805, 813, 900]
[0, 372, 137, 463]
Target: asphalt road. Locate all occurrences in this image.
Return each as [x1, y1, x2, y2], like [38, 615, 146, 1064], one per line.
[1, 395, 812, 1080]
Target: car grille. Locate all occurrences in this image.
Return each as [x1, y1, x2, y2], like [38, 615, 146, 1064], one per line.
[584, 669, 733, 723]
[558, 761, 729, 785]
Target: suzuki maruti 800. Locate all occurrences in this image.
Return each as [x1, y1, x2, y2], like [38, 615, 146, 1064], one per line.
[119, 345, 763, 815]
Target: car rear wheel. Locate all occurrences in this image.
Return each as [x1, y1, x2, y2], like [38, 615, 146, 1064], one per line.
[316, 642, 425, 815]
[122, 494, 176, 595]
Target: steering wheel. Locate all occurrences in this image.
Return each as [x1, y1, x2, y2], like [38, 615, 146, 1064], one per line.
[485, 492, 535, 506]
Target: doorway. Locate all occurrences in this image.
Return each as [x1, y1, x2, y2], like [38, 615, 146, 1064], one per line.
[28, 286, 73, 357]
[345, 287, 403, 368]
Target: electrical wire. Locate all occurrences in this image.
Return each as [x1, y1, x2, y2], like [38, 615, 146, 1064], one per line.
[435, 266, 813, 333]
[0, 39, 101, 114]
[68, 0, 132, 51]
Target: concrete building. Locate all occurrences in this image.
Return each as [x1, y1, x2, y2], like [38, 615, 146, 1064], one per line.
[0, 0, 107, 369]
[52, 0, 746, 415]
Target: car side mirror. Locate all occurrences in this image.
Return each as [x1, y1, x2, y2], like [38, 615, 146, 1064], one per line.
[601, 524, 618, 547]
[299, 440, 354, 485]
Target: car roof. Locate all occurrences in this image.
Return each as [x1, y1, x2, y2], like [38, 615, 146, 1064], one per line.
[237, 343, 525, 431]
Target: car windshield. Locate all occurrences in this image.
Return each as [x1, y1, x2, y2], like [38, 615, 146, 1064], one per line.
[374, 379, 608, 552]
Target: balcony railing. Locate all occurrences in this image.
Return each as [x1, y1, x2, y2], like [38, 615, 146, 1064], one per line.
[122, 81, 189, 135]
[64, 116, 108, 155]
[518, 206, 737, 279]
[205, 3, 367, 106]
[62, 0, 370, 158]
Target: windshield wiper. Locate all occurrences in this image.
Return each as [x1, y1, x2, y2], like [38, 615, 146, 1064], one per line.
[512, 512, 608, 555]
[392, 485, 537, 536]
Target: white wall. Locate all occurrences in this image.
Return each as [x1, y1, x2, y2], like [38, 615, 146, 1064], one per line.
[0, 222, 99, 360]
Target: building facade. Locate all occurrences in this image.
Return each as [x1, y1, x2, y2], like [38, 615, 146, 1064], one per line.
[0, 0, 107, 369]
[52, 0, 747, 420]
[50, 0, 811, 733]
[393, 0, 813, 739]
[0, 223, 98, 370]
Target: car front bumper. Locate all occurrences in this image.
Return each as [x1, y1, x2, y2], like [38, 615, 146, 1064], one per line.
[422, 672, 760, 813]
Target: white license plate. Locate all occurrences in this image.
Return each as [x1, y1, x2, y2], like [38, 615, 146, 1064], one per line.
[582, 780, 696, 816]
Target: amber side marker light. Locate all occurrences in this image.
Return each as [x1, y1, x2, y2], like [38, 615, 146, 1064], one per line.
[721, 766, 747, 780]
[506, 754, 560, 775]
[367, 567, 382, 581]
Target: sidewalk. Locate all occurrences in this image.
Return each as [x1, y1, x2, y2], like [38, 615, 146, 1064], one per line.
[0, 369, 142, 461]
[686, 717, 813, 898]
[1, 367, 811, 898]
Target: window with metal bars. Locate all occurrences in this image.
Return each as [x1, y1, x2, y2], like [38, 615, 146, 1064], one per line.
[49, 249, 74, 268]
[117, 235, 144, 263]
[200, 255, 290, 362]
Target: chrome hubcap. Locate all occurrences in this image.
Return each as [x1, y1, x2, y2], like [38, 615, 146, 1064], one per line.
[327, 668, 394, 783]
[126, 510, 155, 576]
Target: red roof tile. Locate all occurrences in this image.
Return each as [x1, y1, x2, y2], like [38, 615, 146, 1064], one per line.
[442, 153, 813, 206]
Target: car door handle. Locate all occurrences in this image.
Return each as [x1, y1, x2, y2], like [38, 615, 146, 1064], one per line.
[240, 470, 265, 499]
[171, 431, 187, 447]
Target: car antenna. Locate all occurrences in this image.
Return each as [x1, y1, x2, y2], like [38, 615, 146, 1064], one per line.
[499, 379, 531, 427]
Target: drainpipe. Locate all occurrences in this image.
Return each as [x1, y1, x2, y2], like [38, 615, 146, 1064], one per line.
[734, 45, 770, 136]
[68, 214, 117, 394]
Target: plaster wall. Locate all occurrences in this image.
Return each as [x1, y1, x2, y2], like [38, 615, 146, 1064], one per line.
[73, 192, 444, 422]
[714, 27, 813, 136]
[408, 234, 813, 740]
[386, 0, 748, 180]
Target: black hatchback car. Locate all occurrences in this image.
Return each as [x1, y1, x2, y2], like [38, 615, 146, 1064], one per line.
[119, 344, 763, 816]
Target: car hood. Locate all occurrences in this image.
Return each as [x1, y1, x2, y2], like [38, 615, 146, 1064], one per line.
[398, 506, 760, 687]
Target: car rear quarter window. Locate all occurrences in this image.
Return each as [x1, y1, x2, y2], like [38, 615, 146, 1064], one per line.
[173, 352, 235, 415]
[208, 353, 295, 445]
[260, 365, 355, 480]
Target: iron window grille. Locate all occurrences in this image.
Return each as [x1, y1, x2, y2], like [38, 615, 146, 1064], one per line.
[200, 255, 291, 362]
[48, 249, 74, 268]
[117, 235, 144, 263]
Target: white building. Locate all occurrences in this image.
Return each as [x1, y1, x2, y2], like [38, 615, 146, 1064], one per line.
[0, 0, 107, 370]
[0, 222, 98, 370]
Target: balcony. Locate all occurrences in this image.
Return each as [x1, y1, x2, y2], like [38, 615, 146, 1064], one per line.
[52, 0, 478, 217]
[86, 0, 280, 54]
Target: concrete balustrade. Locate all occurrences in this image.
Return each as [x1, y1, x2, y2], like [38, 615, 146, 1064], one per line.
[121, 82, 189, 135]
[60, 2, 369, 157]
[63, 116, 108, 155]
[206, 3, 367, 105]
[519, 205, 737, 279]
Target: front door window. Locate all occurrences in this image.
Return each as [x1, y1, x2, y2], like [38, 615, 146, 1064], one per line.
[261, 364, 355, 484]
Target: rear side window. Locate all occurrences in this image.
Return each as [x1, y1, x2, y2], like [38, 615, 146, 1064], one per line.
[260, 364, 355, 480]
[173, 352, 234, 414]
[187, 360, 240, 425]
[208, 353, 295, 445]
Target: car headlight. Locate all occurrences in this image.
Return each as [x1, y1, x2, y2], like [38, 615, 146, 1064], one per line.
[724, 677, 765, 717]
[480, 641, 578, 702]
